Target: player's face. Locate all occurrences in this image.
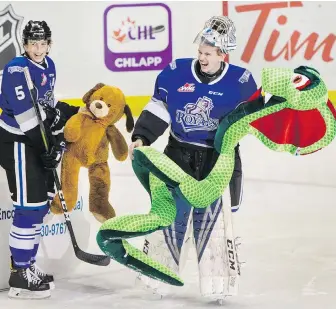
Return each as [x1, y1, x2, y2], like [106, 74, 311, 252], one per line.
[24, 40, 49, 63]
[198, 45, 224, 74]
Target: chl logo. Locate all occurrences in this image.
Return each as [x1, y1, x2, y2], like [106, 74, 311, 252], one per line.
[176, 96, 219, 132]
[112, 17, 165, 44]
[0, 5, 24, 77]
[177, 83, 195, 92]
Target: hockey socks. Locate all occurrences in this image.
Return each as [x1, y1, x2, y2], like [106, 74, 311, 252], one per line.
[9, 207, 48, 268]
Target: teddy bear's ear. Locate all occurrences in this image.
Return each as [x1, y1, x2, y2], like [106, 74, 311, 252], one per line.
[82, 83, 105, 104]
[124, 104, 134, 133]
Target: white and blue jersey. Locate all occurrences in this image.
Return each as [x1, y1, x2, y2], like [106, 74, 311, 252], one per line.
[133, 58, 258, 148]
[0, 55, 56, 141]
[132, 58, 259, 218]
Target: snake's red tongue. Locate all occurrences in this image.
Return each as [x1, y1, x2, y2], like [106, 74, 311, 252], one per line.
[250, 97, 336, 152]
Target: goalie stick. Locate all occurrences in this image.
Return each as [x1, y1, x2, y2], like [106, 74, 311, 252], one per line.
[23, 66, 110, 267]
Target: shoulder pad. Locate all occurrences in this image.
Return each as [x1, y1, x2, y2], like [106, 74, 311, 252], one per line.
[168, 58, 193, 71]
[7, 65, 24, 74]
[6, 57, 27, 74]
[169, 60, 177, 70]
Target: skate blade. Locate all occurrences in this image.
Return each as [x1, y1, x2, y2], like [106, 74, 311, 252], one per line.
[8, 287, 51, 299]
[135, 276, 165, 300]
[202, 294, 228, 305]
[217, 298, 226, 306]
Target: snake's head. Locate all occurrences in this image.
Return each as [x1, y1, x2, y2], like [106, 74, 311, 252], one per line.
[262, 66, 328, 110]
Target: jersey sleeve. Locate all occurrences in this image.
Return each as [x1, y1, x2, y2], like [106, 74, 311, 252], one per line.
[152, 73, 169, 103]
[2, 65, 47, 152]
[3, 66, 46, 132]
[132, 69, 172, 145]
[239, 70, 259, 102]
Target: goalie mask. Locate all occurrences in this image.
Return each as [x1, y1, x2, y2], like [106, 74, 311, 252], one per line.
[193, 16, 237, 54]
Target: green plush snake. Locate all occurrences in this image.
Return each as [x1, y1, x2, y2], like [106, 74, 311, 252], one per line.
[96, 67, 336, 286]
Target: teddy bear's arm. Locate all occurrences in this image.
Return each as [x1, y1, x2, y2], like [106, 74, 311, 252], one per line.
[106, 125, 128, 161]
[64, 113, 84, 142]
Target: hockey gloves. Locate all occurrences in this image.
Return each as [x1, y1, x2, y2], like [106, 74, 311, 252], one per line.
[40, 134, 66, 170]
[45, 105, 67, 135]
[41, 104, 68, 170]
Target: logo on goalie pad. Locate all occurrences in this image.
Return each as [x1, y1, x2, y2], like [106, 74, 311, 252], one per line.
[227, 239, 238, 272]
[0, 5, 24, 78]
[229, 276, 237, 287]
[143, 239, 150, 254]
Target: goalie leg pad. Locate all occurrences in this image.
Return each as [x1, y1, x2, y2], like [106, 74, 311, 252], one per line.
[193, 198, 230, 298]
[193, 198, 223, 262]
[193, 194, 240, 299]
[136, 194, 193, 294]
[164, 195, 193, 265]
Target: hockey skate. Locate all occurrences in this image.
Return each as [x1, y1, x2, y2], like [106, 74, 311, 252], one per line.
[135, 273, 166, 300]
[8, 267, 51, 299]
[30, 262, 55, 289]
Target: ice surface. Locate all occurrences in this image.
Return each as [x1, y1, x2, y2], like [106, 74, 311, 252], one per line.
[1, 178, 335, 309]
[1, 120, 335, 308]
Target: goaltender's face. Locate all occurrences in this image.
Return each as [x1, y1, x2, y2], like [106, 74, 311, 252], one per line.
[197, 44, 225, 74]
[24, 40, 50, 63]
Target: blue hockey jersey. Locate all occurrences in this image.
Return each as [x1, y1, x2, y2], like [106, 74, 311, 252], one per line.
[145, 58, 258, 147]
[0, 56, 56, 136]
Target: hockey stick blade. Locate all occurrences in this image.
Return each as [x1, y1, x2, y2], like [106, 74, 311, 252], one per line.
[75, 248, 111, 266]
[23, 66, 110, 267]
[64, 216, 111, 266]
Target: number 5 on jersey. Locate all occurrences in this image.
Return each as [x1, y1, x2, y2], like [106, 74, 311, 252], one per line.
[15, 85, 25, 100]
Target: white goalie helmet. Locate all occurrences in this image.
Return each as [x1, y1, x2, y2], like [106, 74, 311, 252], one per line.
[193, 16, 237, 54]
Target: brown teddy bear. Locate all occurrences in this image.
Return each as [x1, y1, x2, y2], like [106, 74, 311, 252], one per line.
[50, 83, 134, 222]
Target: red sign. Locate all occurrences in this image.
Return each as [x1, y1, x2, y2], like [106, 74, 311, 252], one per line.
[224, 1, 336, 63]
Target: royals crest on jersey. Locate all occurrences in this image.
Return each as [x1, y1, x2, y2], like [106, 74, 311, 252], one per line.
[37, 90, 55, 108]
[0, 5, 24, 78]
[176, 96, 219, 132]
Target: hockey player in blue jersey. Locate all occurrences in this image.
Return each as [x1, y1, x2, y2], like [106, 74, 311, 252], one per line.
[129, 16, 260, 302]
[0, 20, 79, 299]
